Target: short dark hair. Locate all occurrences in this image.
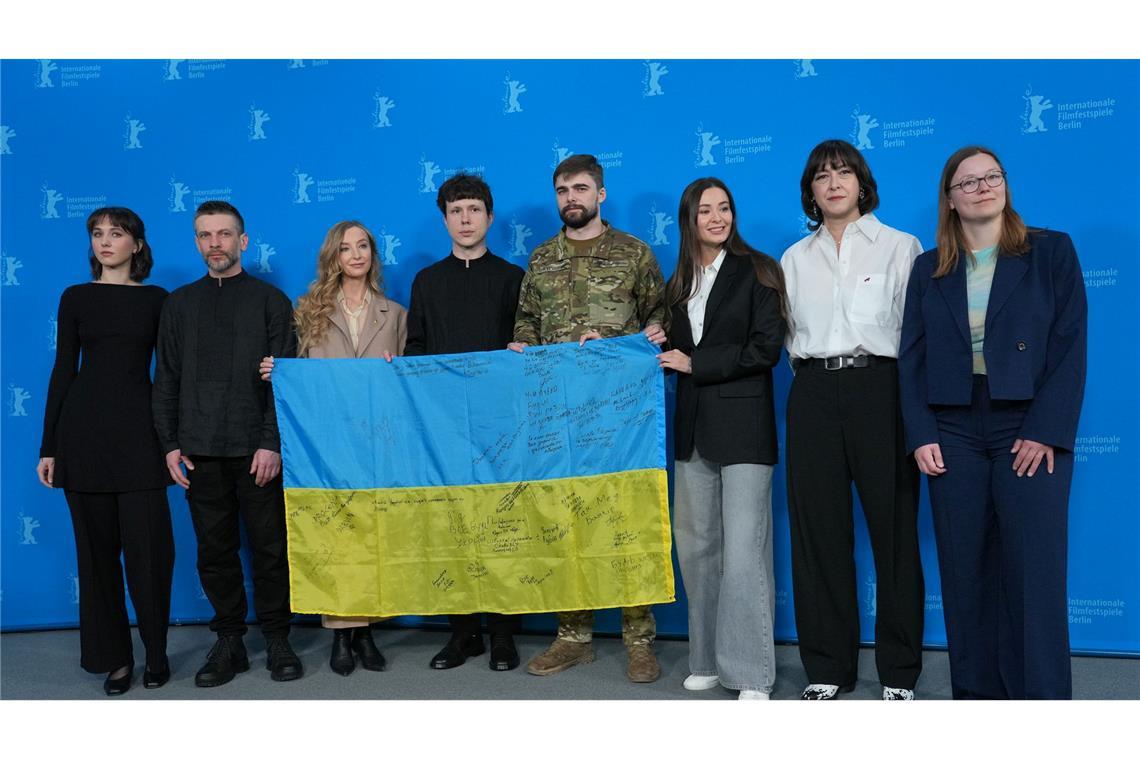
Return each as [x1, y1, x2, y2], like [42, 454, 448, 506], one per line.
[436, 173, 494, 215]
[194, 200, 245, 234]
[799, 139, 879, 230]
[86, 206, 153, 282]
[552, 154, 604, 189]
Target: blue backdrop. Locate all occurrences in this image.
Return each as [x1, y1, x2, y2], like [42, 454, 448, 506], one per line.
[2, 59, 1136, 655]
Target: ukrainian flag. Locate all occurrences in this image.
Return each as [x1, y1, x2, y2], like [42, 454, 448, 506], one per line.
[272, 334, 674, 617]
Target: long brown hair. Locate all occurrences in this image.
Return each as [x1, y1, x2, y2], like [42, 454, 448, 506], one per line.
[294, 221, 384, 356]
[665, 177, 788, 322]
[934, 145, 1029, 278]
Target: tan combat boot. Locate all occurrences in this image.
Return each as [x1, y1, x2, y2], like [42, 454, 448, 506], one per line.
[526, 639, 596, 676]
[626, 643, 661, 683]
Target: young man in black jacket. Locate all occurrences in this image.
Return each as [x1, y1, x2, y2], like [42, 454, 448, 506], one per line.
[404, 174, 525, 671]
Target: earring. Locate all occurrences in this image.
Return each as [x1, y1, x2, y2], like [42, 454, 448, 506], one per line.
[811, 200, 818, 217]
[858, 188, 866, 200]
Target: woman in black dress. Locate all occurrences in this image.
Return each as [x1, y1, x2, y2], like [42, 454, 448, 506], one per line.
[36, 207, 175, 696]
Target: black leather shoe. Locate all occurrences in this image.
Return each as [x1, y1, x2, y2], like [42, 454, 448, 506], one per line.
[143, 659, 170, 689]
[351, 627, 386, 671]
[103, 666, 133, 696]
[489, 633, 520, 671]
[329, 629, 355, 676]
[195, 635, 249, 688]
[429, 633, 486, 669]
[266, 637, 303, 682]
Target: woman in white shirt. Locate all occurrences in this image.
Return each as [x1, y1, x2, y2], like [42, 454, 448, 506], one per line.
[780, 140, 924, 700]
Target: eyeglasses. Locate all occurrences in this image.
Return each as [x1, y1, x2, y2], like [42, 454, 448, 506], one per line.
[949, 170, 1006, 194]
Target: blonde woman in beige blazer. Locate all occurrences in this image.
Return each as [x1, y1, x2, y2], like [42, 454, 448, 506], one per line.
[261, 220, 406, 676]
[306, 291, 407, 360]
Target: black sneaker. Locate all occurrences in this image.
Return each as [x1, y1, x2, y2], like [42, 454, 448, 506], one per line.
[195, 635, 249, 688]
[266, 637, 303, 682]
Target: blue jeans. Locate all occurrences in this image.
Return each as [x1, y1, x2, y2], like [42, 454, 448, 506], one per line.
[674, 448, 775, 692]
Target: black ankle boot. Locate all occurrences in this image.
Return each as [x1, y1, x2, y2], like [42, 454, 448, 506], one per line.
[351, 627, 386, 672]
[329, 629, 355, 676]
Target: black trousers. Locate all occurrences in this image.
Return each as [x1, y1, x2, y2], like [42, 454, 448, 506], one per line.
[65, 489, 174, 673]
[785, 361, 924, 689]
[449, 613, 518, 639]
[186, 455, 291, 639]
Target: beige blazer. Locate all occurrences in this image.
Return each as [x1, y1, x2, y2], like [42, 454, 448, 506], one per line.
[306, 295, 408, 359]
[306, 293, 406, 628]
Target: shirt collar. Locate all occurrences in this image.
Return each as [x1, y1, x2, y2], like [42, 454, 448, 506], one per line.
[559, 221, 611, 246]
[813, 212, 882, 246]
[852, 212, 882, 242]
[447, 249, 493, 266]
[702, 249, 727, 274]
[336, 288, 372, 306]
[202, 268, 248, 285]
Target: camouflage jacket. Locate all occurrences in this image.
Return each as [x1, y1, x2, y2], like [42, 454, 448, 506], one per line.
[513, 222, 666, 345]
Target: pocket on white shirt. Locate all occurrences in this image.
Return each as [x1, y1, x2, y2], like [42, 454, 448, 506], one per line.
[849, 273, 894, 326]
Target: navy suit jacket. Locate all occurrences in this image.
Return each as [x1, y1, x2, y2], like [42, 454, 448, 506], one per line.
[898, 229, 1087, 453]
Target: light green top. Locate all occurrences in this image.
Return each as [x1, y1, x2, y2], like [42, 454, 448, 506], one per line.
[967, 246, 999, 374]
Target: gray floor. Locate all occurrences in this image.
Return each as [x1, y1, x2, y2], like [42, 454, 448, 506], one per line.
[2, 624, 1137, 700]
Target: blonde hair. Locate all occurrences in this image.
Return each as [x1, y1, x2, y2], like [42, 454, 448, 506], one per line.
[294, 221, 384, 356]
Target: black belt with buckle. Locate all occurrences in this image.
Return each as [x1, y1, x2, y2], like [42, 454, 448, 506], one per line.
[793, 355, 895, 371]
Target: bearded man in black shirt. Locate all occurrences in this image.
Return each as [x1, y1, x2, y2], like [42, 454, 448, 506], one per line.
[153, 200, 302, 687]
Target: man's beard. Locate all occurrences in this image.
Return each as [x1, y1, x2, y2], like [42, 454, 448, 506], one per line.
[204, 250, 240, 273]
[559, 202, 598, 230]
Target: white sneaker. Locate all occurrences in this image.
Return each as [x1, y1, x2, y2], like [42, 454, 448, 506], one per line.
[882, 686, 915, 700]
[739, 689, 769, 700]
[801, 683, 841, 700]
[682, 674, 720, 691]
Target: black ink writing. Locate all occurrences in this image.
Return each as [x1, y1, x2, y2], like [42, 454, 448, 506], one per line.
[432, 570, 455, 592]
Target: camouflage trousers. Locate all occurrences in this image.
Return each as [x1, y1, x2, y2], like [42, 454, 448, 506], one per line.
[556, 606, 656, 646]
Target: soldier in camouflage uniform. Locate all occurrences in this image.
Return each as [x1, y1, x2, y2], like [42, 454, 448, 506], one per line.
[510, 154, 667, 683]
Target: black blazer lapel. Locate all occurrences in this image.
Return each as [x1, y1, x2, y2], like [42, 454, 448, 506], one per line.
[698, 253, 740, 342]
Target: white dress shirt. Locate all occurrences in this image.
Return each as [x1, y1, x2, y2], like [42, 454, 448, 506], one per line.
[780, 213, 920, 359]
[686, 249, 726, 345]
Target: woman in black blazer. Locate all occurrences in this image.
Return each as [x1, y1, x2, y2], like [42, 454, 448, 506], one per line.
[657, 177, 787, 699]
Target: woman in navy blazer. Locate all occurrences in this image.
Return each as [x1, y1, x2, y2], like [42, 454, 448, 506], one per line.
[899, 146, 1087, 699]
[657, 178, 787, 699]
